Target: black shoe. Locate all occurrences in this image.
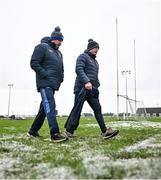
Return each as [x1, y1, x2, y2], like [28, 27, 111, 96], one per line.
[51, 133, 67, 142]
[102, 127, 119, 139]
[64, 131, 76, 138]
[27, 131, 42, 138]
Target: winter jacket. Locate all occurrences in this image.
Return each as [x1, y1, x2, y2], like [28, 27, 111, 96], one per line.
[74, 50, 100, 93]
[30, 37, 64, 92]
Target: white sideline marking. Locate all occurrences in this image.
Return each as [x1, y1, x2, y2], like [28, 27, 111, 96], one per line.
[77, 136, 161, 179]
[34, 163, 76, 179]
[3, 126, 16, 130]
[120, 136, 161, 152]
[81, 120, 161, 128]
[0, 133, 30, 140]
[1, 141, 35, 152]
[0, 156, 22, 178]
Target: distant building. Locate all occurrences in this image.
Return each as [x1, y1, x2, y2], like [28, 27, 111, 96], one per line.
[136, 107, 161, 117]
[0, 115, 5, 118]
[103, 113, 114, 117]
[82, 113, 93, 117]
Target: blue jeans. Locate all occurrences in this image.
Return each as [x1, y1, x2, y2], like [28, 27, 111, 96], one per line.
[29, 87, 59, 135]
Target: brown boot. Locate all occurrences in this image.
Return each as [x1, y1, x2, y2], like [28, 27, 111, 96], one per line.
[102, 127, 119, 139]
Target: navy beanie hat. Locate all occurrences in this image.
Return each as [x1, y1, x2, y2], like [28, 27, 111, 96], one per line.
[51, 26, 64, 41]
[87, 39, 99, 50]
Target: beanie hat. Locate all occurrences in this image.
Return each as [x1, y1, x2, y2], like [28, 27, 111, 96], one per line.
[50, 26, 64, 41]
[87, 39, 99, 50]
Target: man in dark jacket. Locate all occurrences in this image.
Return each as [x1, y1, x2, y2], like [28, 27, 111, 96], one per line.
[65, 39, 119, 139]
[28, 26, 67, 142]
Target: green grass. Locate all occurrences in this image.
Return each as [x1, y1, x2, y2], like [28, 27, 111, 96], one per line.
[0, 117, 161, 179]
[147, 117, 161, 122]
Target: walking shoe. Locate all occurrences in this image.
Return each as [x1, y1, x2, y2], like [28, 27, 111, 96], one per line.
[27, 132, 42, 138]
[51, 133, 67, 142]
[64, 131, 76, 138]
[102, 127, 119, 139]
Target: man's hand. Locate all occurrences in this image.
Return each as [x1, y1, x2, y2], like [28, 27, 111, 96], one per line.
[84, 82, 92, 90]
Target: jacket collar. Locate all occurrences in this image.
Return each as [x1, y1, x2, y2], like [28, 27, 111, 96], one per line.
[41, 36, 59, 50]
[84, 50, 96, 59]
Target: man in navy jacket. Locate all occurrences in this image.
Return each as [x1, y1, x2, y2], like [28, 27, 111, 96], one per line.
[28, 26, 67, 142]
[65, 39, 119, 139]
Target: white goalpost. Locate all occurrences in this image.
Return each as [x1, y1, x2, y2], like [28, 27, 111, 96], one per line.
[119, 94, 147, 120]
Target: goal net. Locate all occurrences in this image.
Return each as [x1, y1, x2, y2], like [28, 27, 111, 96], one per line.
[119, 94, 147, 120]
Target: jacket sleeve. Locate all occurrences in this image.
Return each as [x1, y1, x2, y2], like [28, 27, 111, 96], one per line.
[30, 44, 48, 78]
[60, 52, 64, 82]
[75, 55, 90, 84]
[61, 63, 64, 82]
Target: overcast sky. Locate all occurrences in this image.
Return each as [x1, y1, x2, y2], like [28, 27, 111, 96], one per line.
[0, 0, 160, 116]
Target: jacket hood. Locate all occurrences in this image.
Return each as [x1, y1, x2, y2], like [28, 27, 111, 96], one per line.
[41, 36, 51, 43]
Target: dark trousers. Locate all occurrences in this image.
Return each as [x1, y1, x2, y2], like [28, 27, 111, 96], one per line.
[65, 89, 107, 134]
[29, 87, 59, 135]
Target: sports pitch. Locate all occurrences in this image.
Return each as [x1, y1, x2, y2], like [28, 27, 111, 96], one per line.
[0, 117, 161, 179]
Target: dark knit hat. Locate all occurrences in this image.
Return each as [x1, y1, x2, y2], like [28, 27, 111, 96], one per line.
[87, 39, 99, 50]
[50, 26, 64, 41]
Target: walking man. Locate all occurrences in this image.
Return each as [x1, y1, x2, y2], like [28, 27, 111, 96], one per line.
[65, 39, 119, 139]
[28, 26, 67, 142]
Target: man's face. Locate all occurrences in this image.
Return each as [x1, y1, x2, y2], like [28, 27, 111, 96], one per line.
[51, 39, 63, 48]
[89, 48, 99, 55]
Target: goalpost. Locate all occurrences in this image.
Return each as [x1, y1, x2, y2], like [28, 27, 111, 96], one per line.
[119, 94, 147, 120]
